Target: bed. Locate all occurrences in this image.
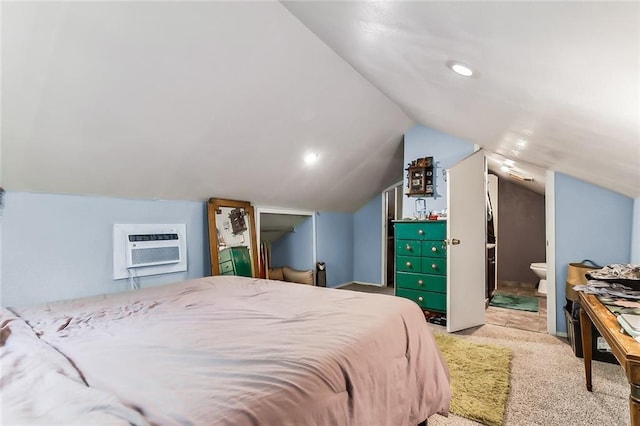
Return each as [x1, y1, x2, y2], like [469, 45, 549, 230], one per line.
[1, 276, 450, 425]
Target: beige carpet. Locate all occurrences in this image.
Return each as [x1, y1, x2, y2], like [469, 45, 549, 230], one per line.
[428, 324, 628, 426]
[434, 333, 511, 426]
[337, 283, 627, 425]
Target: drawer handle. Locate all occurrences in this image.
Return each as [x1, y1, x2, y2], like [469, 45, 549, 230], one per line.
[418, 230, 424, 235]
[406, 262, 412, 267]
[431, 246, 437, 252]
[418, 280, 423, 285]
[418, 296, 424, 302]
[406, 244, 412, 251]
[431, 263, 437, 269]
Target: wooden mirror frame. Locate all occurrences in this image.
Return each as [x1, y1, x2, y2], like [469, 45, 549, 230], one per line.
[207, 198, 259, 277]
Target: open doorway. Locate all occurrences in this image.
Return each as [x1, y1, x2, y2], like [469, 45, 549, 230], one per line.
[382, 182, 403, 288]
[485, 169, 548, 334]
[255, 208, 316, 281]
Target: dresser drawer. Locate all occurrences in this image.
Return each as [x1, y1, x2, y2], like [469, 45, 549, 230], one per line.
[218, 248, 233, 263]
[219, 260, 235, 274]
[421, 258, 446, 275]
[396, 272, 446, 293]
[421, 241, 446, 258]
[396, 288, 447, 313]
[395, 222, 446, 241]
[396, 240, 421, 257]
[397, 255, 422, 273]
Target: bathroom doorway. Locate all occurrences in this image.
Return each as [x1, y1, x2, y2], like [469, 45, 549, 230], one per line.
[485, 168, 548, 334]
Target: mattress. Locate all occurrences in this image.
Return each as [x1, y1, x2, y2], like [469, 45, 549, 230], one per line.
[2, 276, 450, 425]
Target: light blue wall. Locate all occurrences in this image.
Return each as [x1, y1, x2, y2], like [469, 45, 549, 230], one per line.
[632, 198, 640, 264]
[316, 211, 353, 287]
[353, 194, 382, 284]
[270, 196, 384, 286]
[402, 125, 474, 218]
[554, 173, 633, 333]
[271, 216, 314, 271]
[2, 192, 208, 308]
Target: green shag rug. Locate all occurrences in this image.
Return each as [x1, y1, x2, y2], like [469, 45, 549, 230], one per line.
[489, 292, 539, 312]
[434, 333, 512, 426]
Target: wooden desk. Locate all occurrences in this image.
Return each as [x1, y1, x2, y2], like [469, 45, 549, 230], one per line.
[579, 292, 640, 425]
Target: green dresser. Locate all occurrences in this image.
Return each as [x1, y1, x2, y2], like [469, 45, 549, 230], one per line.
[394, 220, 447, 313]
[218, 246, 252, 277]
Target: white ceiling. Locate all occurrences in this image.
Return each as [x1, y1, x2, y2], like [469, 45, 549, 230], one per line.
[2, 2, 639, 214]
[284, 1, 640, 198]
[1, 2, 412, 212]
[260, 213, 309, 243]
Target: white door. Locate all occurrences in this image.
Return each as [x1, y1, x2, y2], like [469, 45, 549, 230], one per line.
[446, 150, 487, 332]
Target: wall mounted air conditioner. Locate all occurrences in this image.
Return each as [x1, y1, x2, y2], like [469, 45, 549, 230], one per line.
[113, 224, 187, 280]
[126, 231, 181, 268]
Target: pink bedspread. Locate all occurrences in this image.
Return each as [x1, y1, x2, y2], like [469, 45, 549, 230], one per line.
[3, 276, 450, 425]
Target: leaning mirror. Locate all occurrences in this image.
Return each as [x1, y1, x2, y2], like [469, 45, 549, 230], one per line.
[207, 198, 259, 277]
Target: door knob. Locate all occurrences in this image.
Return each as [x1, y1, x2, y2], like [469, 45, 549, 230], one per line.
[406, 262, 412, 267]
[418, 229, 424, 235]
[418, 296, 424, 302]
[431, 246, 437, 252]
[431, 264, 437, 269]
[418, 280, 423, 285]
[406, 244, 412, 251]
[450, 238, 461, 245]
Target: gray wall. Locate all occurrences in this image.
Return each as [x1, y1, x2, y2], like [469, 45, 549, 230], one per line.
[270, 194, 384, 286]
[554, 172, 633, 333]
[1, 190, 389, 307]
[2, 191, 208, 307]
[353, 194, 382, 284]
[496, 177, 546, 284]
[271, 216, 314, 271]
[402, 125, 474, 217]
[315, 212, 354, 287]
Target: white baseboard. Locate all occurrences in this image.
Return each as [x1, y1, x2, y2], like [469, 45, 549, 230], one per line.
[331, 281, 386, 289]
[332, 282, 354, 289]
[352, 281, 384, 287]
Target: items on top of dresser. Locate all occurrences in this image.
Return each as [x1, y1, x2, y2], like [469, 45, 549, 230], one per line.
[405, 156, 434, 197]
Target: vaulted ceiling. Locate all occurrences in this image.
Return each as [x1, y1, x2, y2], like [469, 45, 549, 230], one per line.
[2, 1, 638, 213]
[285, 1, 639, 198]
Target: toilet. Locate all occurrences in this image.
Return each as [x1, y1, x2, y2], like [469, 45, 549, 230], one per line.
[530, 262, 547, 294]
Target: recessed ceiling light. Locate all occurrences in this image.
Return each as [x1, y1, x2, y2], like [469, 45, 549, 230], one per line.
[304, 152, 319, 165]
[516, 139, 527, 149]
[447, 61, 475, 77]
[500, 165, 511, 172]
[503, 159, 515, 167]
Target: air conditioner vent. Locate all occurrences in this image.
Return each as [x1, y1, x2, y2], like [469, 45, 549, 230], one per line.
[113, 224, 187, 280]
[131, 246, 180, 267]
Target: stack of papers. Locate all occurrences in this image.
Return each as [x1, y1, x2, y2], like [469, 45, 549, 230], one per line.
[574, 280, 640, 300]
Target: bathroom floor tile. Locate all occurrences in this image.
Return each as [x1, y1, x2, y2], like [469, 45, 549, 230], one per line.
[516, 288, 536, 297]
[487, 282, 547, 334]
